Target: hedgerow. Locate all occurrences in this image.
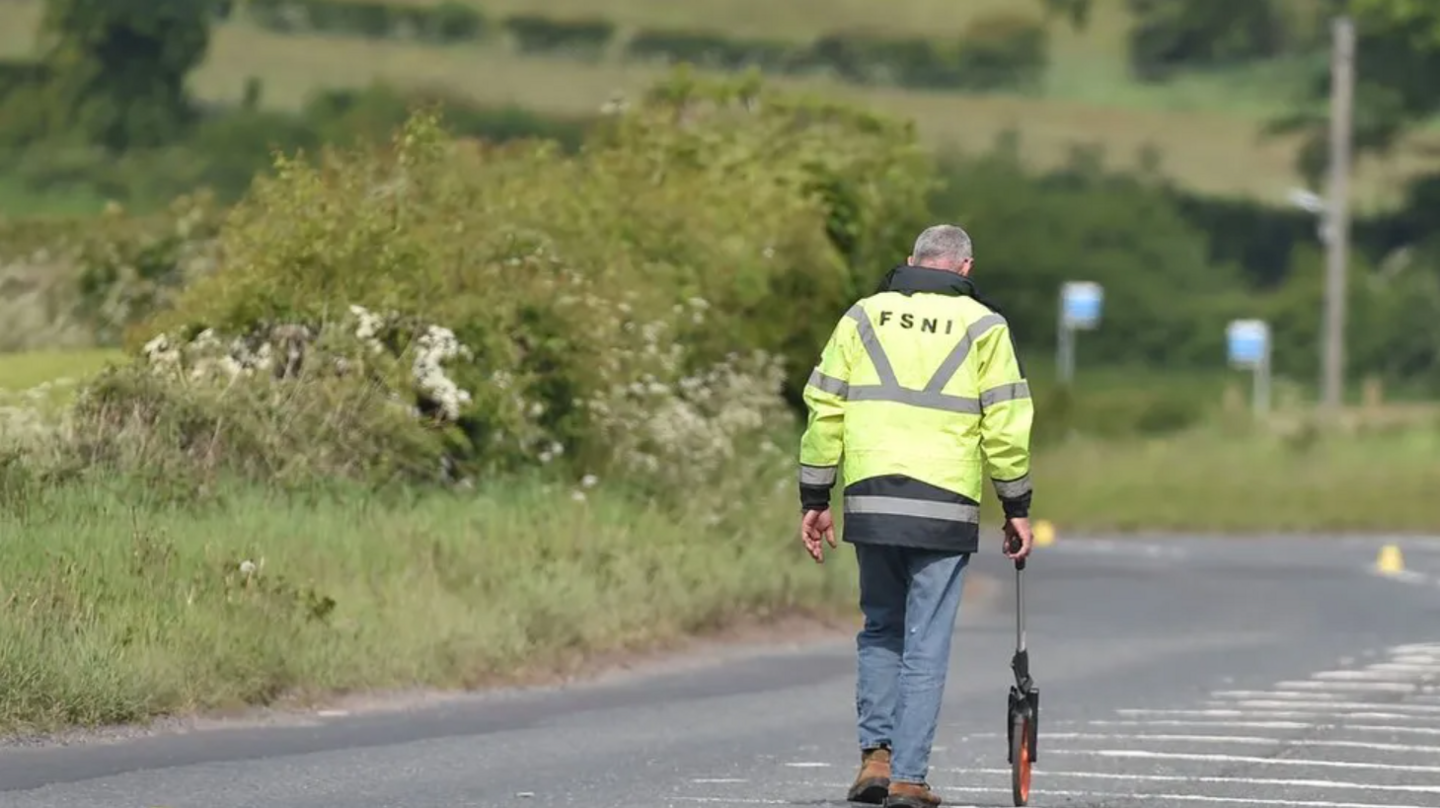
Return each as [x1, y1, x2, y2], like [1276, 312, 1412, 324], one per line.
[34, 73, 929, 498]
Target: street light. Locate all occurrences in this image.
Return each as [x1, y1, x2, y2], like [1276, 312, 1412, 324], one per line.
[1287, 186, 1332, 244]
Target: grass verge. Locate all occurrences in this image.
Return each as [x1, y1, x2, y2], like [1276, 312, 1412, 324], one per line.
[1028, 422, 1440, 533]
[0, 475, 857, 734]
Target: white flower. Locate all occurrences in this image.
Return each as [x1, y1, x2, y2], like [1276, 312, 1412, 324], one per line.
[581, 474, 599, 488]
[239, 560, 257, 575]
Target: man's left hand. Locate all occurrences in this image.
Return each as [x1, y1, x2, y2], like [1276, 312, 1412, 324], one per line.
[801, 509, 837, 563]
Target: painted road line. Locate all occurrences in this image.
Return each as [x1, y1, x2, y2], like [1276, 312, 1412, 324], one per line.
[1085, 719, 1313, 731]
[942, 768, 1440, 795]
[1274, 680, 1423, 693]
[1370, 660, 1440, 669]
[1047, 748, 1440, 773]
[932, 786, 1440, 808]
[1086, 718, 1440, 736]
[1312, 668, 1438, 680]
[1392, 642, 1440, 653]
[1210, 699, 1440, 713]
[682, 773, 1440, 801]
[1211, 690, 1347, 700]
[1117, 708, 1440, 721]
[1032, 732, 1440, 753]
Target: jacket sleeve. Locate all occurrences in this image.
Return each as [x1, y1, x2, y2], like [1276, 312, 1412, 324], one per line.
[973, 317, 1035, 519]
[797, 315, 856, 513]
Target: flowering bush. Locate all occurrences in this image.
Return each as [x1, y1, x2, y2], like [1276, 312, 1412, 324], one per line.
[52, 74, 931, 501]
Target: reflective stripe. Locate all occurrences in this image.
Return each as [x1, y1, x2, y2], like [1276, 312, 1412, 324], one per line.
[848, 386, 982, 414]
[807, 368, 849, 397]
[846, 305, 899, 387]
[980, 380, 1031, 408]
[800, 465, 838, 487]
[844, 496, 980, 523]
[993, 475, 1032, 499]
[924, 313, 1007, 394]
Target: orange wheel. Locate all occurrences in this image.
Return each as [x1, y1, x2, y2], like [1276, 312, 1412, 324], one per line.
[1011, 711, 1032, 806]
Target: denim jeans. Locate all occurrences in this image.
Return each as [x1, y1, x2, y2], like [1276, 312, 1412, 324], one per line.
[854, 543, 971, 784]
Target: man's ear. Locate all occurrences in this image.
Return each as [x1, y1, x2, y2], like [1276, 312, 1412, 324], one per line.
[906, 255, 915, 265]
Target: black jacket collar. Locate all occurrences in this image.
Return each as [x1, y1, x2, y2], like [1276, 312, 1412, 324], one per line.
[873, 263, 1005, 315]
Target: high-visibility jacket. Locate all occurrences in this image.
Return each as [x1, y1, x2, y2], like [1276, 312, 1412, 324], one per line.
[798, 264, 1034, 554]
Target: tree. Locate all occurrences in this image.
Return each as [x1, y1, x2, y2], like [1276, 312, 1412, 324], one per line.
[1271, 0, 1440, 185]
[29, 0, 217, 150]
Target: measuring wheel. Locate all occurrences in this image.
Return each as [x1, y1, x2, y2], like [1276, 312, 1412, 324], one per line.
[1003, 545, 1040, 806]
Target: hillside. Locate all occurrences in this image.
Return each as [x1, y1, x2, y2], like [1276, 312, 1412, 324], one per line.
[0, 0, 1435, 208]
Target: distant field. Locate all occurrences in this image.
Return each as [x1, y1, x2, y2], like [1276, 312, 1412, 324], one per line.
[188, 23, 1431, 208]
[0, 0, 1435, 208]
[0, 348, 122, 391]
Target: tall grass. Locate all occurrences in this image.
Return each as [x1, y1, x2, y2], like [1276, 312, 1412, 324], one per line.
[1032, 421, 1440, 533]
[0, 475, 855, 733]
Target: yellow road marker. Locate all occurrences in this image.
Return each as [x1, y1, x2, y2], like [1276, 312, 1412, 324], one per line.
[1375, 543, 1405, 575]
[1034, 520, 1056, 548]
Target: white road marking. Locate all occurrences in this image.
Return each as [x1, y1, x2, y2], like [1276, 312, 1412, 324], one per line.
[692, 778, 748, 784]
[1117, 708, 1440, 721]
[945, 767, 1440, 794]
[1050, 748, 1440, 773]
[934, 785, 1440, 808]
[1213, 699, 1440, 713]
[1085, 719, 1312, 731]
[1312, 669, 1436, 681]
[781, 761, 830, 768]
[1394, 655, 1440, 665]
[1035, 732, 1440, 753]
[1211, 690, 1346, 700]
[1392, 642, 1440, 654]
[1369, 662, 1440, 672]
[1274, 680, 1422, 693]
[1084, 718, 1440, 736]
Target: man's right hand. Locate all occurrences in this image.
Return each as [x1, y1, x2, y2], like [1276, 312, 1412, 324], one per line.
[1003, 516, 1033, 561]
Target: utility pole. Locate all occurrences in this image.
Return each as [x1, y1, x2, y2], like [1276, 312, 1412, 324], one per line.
[1322, 15, 1355, 415]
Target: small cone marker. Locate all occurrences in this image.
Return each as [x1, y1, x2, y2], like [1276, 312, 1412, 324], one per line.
[1034, 519, 1056, 548]
[1376, 543, 1405, 575]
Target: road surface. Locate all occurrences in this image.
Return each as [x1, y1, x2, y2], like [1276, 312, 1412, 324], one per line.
[4, 535, 1440, 808]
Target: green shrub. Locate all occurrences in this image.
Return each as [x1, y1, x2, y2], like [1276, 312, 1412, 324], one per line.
[1126, 0, 1292, 81]
[503, 14, 615, 59]
[954, 12, 1050, 92]
[625, 29, 805, 74]
[244, 0, 487, 44]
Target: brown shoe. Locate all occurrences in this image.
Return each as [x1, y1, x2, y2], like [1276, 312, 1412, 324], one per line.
[885, 781, 942, 808]
[846, 746, 891, 804]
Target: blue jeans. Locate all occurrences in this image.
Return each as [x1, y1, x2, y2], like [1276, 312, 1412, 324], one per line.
[854, 543, 971, 784]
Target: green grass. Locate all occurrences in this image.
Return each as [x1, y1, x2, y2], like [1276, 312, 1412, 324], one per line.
[1031, 422, 1440, 533]
[0, 348, 124, 392]
[0, 476, 855, 733]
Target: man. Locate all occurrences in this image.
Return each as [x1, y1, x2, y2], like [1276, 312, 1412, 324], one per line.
[797, 224, 1035, 808]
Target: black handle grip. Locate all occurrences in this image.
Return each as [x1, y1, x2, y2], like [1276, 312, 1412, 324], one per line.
[1005, 533, 1027, 570]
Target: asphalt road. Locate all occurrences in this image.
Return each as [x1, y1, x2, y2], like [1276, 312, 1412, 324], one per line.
[4, 535, 1440, 808]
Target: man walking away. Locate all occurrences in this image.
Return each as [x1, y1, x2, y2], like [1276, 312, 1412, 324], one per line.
[796, 224, 1035, 807]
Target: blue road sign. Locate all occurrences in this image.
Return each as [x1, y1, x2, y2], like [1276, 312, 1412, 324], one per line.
[1061, 282, 1103, 330]
[1227, 319, 1269, 368]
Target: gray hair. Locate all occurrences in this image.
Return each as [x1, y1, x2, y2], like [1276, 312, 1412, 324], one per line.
[911, 225, 973, 265]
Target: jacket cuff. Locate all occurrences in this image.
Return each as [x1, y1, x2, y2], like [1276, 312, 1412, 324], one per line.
[993, 474, 1033, 520]
[1001, 492, 1032, 520]
[800, 485, 833, 512]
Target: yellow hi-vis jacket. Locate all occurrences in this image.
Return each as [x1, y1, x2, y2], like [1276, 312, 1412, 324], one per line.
[798, 264, 1034, 553]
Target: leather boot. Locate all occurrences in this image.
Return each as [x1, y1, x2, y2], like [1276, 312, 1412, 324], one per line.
[846, 746, 891, 804]
[885, 781, 942, 808]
